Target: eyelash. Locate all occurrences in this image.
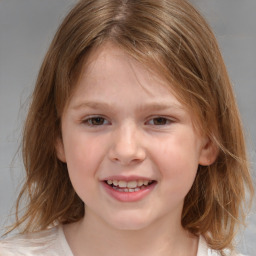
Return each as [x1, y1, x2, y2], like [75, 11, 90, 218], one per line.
[82, 116, 173, 127]
[82, 116, 110, 126]
[146, 117, 172, 126]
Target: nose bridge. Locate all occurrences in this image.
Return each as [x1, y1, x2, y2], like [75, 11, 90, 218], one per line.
[109, 121, 145, 165]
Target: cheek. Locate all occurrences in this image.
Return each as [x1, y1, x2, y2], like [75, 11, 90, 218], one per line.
[62, 133, 106, 195]
[152, 131, 200, 168]
[151, 132, 200, 193]
[64, 131, 103, 170]
[160, 153, 198, 190]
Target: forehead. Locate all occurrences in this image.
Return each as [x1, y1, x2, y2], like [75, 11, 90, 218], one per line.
[72, 42, 181, 104]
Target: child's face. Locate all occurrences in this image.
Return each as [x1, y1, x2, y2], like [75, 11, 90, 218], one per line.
[57, 43, 212, 231]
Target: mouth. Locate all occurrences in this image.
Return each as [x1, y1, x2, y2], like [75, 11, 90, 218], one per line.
[104, 179, 156, 193]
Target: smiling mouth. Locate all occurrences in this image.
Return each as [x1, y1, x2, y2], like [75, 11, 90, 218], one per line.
[104, 180, 156, 192]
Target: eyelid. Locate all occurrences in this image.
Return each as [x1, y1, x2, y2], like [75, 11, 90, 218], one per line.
[81, 115, 111, 126]
[145, 116, 175, 125]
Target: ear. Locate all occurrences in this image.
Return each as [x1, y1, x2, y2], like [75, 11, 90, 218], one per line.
[55, 137, 66, 163]
[199, 137, 219, 166]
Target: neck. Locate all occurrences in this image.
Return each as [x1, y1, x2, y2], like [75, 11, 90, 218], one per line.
[64, 211, 198, 256]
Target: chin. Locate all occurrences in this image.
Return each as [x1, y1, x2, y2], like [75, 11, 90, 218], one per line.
[105, 211, 153, 231]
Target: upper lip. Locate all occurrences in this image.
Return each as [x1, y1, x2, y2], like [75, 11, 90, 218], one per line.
[101, 175, 155, 182]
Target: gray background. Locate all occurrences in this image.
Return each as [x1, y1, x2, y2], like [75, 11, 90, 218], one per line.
[0, 0, 255, 254]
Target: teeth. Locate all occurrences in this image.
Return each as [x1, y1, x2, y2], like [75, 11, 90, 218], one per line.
[113, 187, 142, 193]
[137, 180, 144, 186]
[106, 179, 153, 190]
[127, 181, 137, 188]
[118, 180, 127, 188]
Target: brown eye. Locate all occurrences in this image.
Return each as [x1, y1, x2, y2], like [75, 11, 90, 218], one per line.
[86, 117, 108, 126]
[92, 117, 105, 125]
[152, 117, 169, 125]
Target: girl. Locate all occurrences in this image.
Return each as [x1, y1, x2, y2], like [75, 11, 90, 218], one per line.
[0, 0, 254, 255]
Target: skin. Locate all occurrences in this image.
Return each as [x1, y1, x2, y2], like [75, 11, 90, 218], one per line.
[56, 43, 216, 256]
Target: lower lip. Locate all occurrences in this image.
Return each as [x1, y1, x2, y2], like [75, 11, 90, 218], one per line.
[102, 182, 156, 202]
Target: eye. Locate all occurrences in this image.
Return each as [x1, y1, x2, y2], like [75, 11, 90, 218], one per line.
[147, 117, 172, 125]
[83, 116, 110, 126]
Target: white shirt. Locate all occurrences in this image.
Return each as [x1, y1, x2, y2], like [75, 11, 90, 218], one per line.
[0, 225, 243, 256]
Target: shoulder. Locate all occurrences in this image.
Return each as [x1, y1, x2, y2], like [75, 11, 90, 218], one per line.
[198, 236, 247, 256]
[0, 226, 62, 256]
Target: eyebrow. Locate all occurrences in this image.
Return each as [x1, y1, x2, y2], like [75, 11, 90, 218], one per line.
[72, 101, 113, 111]
[72, 101, 184, 112]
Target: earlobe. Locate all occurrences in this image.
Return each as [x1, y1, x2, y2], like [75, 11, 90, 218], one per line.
[199, 138, 219, 166]
[55, 137, 66, 163]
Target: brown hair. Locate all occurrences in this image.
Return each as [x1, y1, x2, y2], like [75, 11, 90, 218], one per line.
[9, 0, 254, 253]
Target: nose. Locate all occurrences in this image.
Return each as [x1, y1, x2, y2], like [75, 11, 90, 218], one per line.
[108, 123, 146, 166]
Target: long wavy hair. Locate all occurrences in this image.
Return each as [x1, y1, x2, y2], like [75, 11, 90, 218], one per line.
[8, 0, 254, 253]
